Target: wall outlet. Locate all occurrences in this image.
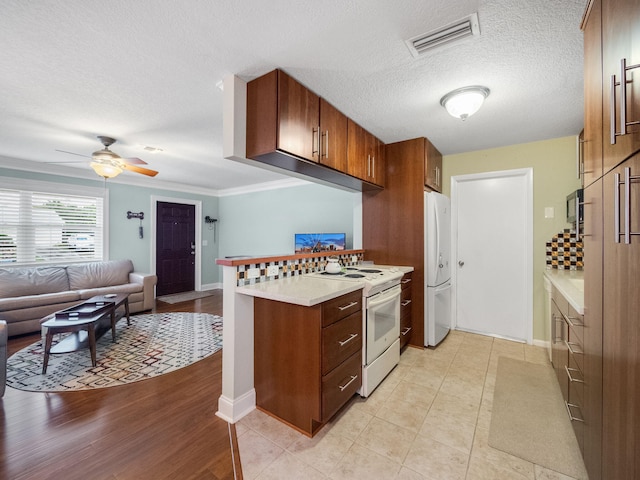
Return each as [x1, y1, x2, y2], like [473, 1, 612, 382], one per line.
[351, 255, 358, 263]
[267, 265, 279, 276]
[247, 267, 261, 279]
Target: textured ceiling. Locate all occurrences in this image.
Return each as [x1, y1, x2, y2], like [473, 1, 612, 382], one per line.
[0, 0, 587, 194]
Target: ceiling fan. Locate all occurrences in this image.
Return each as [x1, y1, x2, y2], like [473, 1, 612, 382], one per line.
[54, 136, 159, 179]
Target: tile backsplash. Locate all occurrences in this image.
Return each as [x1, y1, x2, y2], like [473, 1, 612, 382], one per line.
[234, 252, 364, 286]
[546, 229, 583, 270]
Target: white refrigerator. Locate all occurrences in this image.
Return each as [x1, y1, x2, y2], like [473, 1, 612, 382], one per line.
[424, 191, 452, 346]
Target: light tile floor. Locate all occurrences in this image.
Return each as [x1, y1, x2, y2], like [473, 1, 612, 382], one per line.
[236, 330, 585, 480]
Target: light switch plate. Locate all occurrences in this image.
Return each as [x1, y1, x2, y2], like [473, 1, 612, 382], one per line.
[247, 267, 260, 279]
[351, 255, 358, 263]
[266, 265, 279, 276]
[544, 207, 555, 219]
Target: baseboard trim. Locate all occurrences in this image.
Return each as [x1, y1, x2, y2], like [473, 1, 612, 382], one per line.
[216, 389, 256, 424]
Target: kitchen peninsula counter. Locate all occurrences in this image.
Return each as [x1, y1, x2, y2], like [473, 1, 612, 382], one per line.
[236, 275, 363, 306]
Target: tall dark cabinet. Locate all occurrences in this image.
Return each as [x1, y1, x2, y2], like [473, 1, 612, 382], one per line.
[581, 0, 640, 478]
[362, 137, 442, 348]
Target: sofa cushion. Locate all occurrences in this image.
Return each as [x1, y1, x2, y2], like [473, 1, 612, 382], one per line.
[67, 259, 133, 290]
[0, 266, 69, 297]
[0, 291, 81, 314]
[77, 282, 143, 299]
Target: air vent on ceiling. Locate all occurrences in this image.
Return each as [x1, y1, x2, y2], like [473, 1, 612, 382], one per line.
[405, 12, 480, 57]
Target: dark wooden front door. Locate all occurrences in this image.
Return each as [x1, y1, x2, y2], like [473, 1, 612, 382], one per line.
[156, 201, 195, 296]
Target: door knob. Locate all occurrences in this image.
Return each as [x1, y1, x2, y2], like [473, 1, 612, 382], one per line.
[458, 261, 464, 267]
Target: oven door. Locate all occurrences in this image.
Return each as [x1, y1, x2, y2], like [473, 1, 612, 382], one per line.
[366, 284, 401, 364]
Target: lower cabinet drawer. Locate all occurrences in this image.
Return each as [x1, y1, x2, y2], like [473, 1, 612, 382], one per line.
[321, 290, 362, 327]
[322, 351, 361, 422]
[322, 311, 362, 375]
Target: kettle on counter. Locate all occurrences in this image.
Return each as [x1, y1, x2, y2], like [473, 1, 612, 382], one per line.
[325, 256, 342, 274]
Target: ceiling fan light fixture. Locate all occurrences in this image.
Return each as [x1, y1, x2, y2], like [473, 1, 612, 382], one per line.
[440, 85, 490, 120]
[92, 148, 120, 162]
[91, 161, 122, 179]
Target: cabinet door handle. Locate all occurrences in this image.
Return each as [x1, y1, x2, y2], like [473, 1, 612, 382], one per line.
[338, 374, 358, 392]
[564, 365, 584, 383]
[401, 326, 412, 336]
[367, 154, 371, 177]
[401, 278, 412, 285]
[565, 340, 583, 355]
[566, 315, 584, 328]
[338, 301, 359, 311]
[312, 127, 320, 158]
[565, 401, 584, 422]
[615, 167, 640, 244]
[338, 333, 358, 347]
[610, 58, 640, 144]
[372, 156, 375, 180]
[552, 313, 563, 343]
[323, 130, 329, 159]
[401, 299, 412, 307]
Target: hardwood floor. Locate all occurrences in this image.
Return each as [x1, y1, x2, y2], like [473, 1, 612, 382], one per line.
[1, 291, 240, 480]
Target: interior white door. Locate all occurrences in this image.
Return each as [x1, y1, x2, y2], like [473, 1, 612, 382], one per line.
[452, 168, 532, 343]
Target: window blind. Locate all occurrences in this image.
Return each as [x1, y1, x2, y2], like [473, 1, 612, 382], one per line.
[0, 187, 104, 265]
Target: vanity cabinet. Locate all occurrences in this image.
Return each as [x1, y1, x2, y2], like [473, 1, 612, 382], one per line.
[347, 119, 385, 186]
[246, 69, 381, 191]
[399, 272, 413, 348]
[254, 289, 363, 436]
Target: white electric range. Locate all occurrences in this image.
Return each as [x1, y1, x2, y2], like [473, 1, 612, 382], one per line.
[307, 265, 403, 396]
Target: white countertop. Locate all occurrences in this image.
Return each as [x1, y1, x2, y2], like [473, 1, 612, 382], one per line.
[544, 269, 584, 314]
[236, 264, 414, 307]
[236, 275, 363, 306]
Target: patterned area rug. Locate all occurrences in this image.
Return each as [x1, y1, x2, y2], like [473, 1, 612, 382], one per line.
[6, 312, 223, 392]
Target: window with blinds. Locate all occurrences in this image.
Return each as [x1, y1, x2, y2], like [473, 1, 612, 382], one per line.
[0, 184, 105, 266]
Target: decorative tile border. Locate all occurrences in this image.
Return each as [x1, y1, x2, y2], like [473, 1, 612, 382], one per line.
[234, 252, 364, 286]
[546, 229, 583, 270]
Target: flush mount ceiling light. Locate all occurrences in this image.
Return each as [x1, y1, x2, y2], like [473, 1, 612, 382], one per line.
[440, 86, 490, 120]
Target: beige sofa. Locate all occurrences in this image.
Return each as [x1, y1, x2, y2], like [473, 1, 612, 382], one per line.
[0, 259, 157, 337]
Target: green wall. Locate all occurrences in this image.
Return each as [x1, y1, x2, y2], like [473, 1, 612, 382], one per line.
[442, 135, 583, 342]
[0, 167, 220, 284]
[218, 183, 359, 262]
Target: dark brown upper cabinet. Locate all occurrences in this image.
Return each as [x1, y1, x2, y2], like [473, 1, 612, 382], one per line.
[246, 69, 381, 192]
[602, 0, 640, 175]
[347, 119, 384, 187]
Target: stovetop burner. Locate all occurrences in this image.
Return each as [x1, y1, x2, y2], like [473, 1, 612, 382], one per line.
[306, 264, 404, 296]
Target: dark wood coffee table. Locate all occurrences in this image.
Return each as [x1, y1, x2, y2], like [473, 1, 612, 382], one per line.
[41, 293, 130, 374]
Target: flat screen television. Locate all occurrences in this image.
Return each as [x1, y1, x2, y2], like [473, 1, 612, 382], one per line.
[294, 233, 346, 254]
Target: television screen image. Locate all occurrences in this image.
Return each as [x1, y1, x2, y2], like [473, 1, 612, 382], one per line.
[294, 233, 346, 253]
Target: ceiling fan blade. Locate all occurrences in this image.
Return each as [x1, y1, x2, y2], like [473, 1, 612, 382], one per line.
[122, 164, 159, 177]
[122, 157, 148, 165]
[55, 149, 91, 158]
